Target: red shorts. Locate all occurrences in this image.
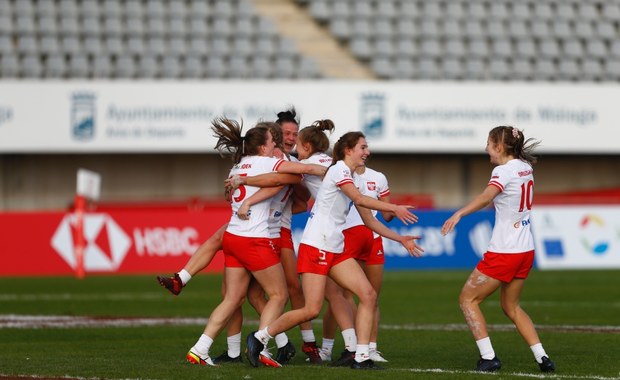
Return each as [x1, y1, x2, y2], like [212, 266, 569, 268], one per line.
[280, 227, 294, 250]
[363, 237, 385, 265]
[271, 237, 282, 257]
[344, 225, 374, 259]
[222, 232, 280, 272]
[476, 250, 535, 283]
[297, 243, 352, 275]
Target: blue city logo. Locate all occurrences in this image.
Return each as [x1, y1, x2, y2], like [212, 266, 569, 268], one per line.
[0, 105, 13, 127]
[360, 93, 385, 138]
[71, 92, 96, 141]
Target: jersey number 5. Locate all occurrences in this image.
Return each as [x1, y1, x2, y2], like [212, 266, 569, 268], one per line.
[233, 174, 248, 203]
[519, 180, 534, 212]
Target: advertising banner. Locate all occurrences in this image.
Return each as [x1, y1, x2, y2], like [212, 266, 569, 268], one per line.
[0, 209, 230, 276]
[531, 206, 620, 269]
[1, 82, 618, 153]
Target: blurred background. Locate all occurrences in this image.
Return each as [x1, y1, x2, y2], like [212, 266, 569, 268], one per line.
[1, 0, 619, 275]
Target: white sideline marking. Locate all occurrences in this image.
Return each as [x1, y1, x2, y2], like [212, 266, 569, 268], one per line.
[1, 315, 618, 334]
[398, 368, 620, 380]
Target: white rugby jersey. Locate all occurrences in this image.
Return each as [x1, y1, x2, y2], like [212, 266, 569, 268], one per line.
[342, 167, 390, 238]
[300, 152, 333, 199]
[226, 155, 285, 238]
[280, 155, 299, 230]
[487, 159, 535, 254]
[268, 155, 295, 237]
[300, 160, 355, 253]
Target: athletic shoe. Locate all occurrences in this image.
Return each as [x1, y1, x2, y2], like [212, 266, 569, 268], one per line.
[212, 351, 242, 364]
[369, 350, 388, 362]
[275, 341, 296, 364]
[186, 350, 216, 366]
[351, 359, 385, 370]
[304, 347, 331, 362]
[259, 350, 282, 368]
[301, 341, 322, 364]
[157, 273, 184, 296]
[475, 356, 501, 372]
[538, 356, 555, 372]
[329, 350, 355, 367]
[245, 331, 264, 367]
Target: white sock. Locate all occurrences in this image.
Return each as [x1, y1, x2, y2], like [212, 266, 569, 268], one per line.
[301, 329, 316, 343]
[255, 327, 273, 345]
[369, 341, 378, 352]
[354, 344, 369, 363]
[227, 333, 241, 358]
[341, 328, 357, 352]
[275, 333, 289, 349]
[178, 269, 192, 285]
[192, 334, 213, 358]
[321, 338, 334, 355]
[476, 337, 495, 360]
[530, 343, 547, 363]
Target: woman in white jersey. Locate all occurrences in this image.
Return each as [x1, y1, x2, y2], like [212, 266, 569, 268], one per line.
[185, 118, 325, 367]
[441, 126, 555, 373]
[245, 131, 424, 370]
[320, 163, 393, 366]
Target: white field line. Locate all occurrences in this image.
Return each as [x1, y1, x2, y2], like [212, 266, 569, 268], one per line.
[397, 368, 620, 380]
[1, 315, 619, 334]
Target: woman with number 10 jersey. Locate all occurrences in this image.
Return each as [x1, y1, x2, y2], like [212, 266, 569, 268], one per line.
[441, 126, 555, 373]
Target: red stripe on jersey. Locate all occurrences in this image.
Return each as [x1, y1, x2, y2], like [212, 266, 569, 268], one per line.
[489, 181, 503, 191]
[379, 189, 390, 197]
[272, 159, 285, 172]
[337, 179, 354, 187]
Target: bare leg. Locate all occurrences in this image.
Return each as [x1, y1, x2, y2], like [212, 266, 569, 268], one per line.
[500, 279, 541, 345]
[183, 223, 227, 276]
[459, 269, 501, 340]
[280, 247, 313, 331]
[363, 263, 383, 344]
[251, 263, 289, 329]
[204, 267, 250, 339]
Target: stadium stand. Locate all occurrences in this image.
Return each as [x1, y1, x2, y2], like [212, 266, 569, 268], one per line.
[1, 0, 618, 81]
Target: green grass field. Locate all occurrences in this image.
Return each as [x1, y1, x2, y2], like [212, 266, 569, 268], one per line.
[1, 270, 619, 380]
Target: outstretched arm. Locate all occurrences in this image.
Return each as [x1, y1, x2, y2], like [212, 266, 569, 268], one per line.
[356, 205, 423, 257]
[441, 185, 500, 235]
[378, 194, 394, 222]
[340, 183, 418, 225]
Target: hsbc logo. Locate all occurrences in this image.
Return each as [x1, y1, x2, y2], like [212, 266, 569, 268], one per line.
[51, 213, 131, 272]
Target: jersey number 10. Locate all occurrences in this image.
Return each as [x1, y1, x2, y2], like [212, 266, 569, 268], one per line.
[519, 180, 534, 212]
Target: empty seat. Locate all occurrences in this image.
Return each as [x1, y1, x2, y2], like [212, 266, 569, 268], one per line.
[445, 2, 465, 19]
[352, 2, 373, 18]
[377, 2, 397, 18]
[399, 2, 418, 18]
[83, 36, 104, 55]
[58, 0, 79, 16]
[309, 0, 330, 22]
[228, 55, 249, 78]
[256, 18, 276, 37]
[167, 37, 187, 56]
[491, 39, 512, 58]
[14, 0, 35, 16]
[82, 17, 101, 36]
[395, 19, 416, 38]
[507, 20, 528, 38]
[489, 2, 509, 19]
[392, 57, 414, 79]
[371, 57, 393, 79]
[604, 60, 620, 80]
[463, 20, 484, 38]
[515, 39, 536, 58]
[395, 39, 417, 58]
[349, 37, 372, 60]
[297, 57, 320, 78]
[330, 18, 352, 40]
[231, 37, 253, 57]
[161, 56, 182, 78]
[68, 54, 90, 77]
[168, 0, 187, 19]
[0, 55, 20, 77]
[60, 36, 82, 54]
[21, 54, 43, 77]
[188, 37, 209, 56]
[125, 17, 145, 36]
[538, 38, 560, 59]
[350, 19, 371, 38]
[126, 36, 146, 55]
[602, 3, 620, 20]
[443, 39, 465, 58]
[38, 16, 58, 35]
[577, 3, 599, 21]
[511, 3, 530, 19]
[0, 35, 14, 54]
[168, 18, 187, 37]
[466, 2, 486, 19]
[562, 39, 584, 58]
[468, 39, 489, 58]
[211, 18, 232, 37]
[511, 59, 533, 80]
[373, 18, 394, 38]
[558, 59, 580, 80]
[420, 2, 442, 19]
[374, 38, 394, 58]
[115, 56, 136, 78]
[104, 37, 124, 55]
[551, 20, 571, 38]
[189, 1, 211, 18]
[0, 15, 13, 35]
[581, 59, 603, 81]
[532, 3, 553, 20]
[145, 0, 166, 18]
[610, 40, 620, 58]
[555, 3, 575, 20]
[136, 55, 160, 78]
[574, 20, 594, 39]
[255, 37, 276, 57]
[586, 39, 608, 58]
[595, 21, 616, 39]
[124, 1, 144, 18]
[146, 18, 166, 36]
[183, 55, 205, 78]
[419, 39, 442, 58]
[210, 37, 230, 57]
[102, 17, 124, 36]
[81, 0, 100, 16]
[59, 16, 80, 35]
[415, 58, 440, 79]
[146, 37, 166, 56]
[442, 20, 461, 38]
[419, 19, 440, 37]
[213, 0, 234, 18]
[92, 54, 113, 78]
[533, 59, 555, 80]
[464, 59, 485, 80]
[332, 0, 351, 19]
[205, 55, 227, 78]
[273, 56, 295, 78]
[234, 16, 255, 37]
[530, 20, 551, 39]
[442, 58, 464, 80]
[489, 59, 510, 80]
[45, 54, 67, 78]
[248, 55, 271, 78]
[486, 20, 506, 38]
[188, 18, 208, 36]
[39, 36, 60, 54]
[15, 15, 37, 35]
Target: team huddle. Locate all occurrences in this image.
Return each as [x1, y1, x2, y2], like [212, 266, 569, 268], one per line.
[157, 108, 555, 372]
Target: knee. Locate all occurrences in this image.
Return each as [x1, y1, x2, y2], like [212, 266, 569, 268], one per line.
[501, 303, 519, 320]
[302, 305, 322, 321]
[286, 278, 302, 298]
[358, 286, 377, 307]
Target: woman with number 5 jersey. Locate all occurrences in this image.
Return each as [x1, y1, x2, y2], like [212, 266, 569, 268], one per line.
[441, 126, 555, 373]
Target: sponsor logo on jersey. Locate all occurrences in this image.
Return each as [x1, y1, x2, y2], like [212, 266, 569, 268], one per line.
[513, 218, 531, 228]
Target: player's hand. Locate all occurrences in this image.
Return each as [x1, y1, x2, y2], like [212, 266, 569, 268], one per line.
[224, 185, 233, 203]
[441, 214, 461, 235]
[393, 205, 419, 225]
[237, 201, 251, 220]
[400, 235, 424, 257]
[225, 174, 244, 190]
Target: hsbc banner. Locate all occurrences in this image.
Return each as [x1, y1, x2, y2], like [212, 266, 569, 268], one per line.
[531, 206, 620, 269]
[0, 209, 229, 276]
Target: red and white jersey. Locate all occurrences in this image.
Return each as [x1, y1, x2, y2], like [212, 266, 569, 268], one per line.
[301, 160, 355, 253]
[343, 167, 390, 238]
[487, 159, 535, 254]
[280, 155, 299, 230]
[226, 155, 284, 238]
[300, 152, 333, 199]
[268, 155, 295, 237]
